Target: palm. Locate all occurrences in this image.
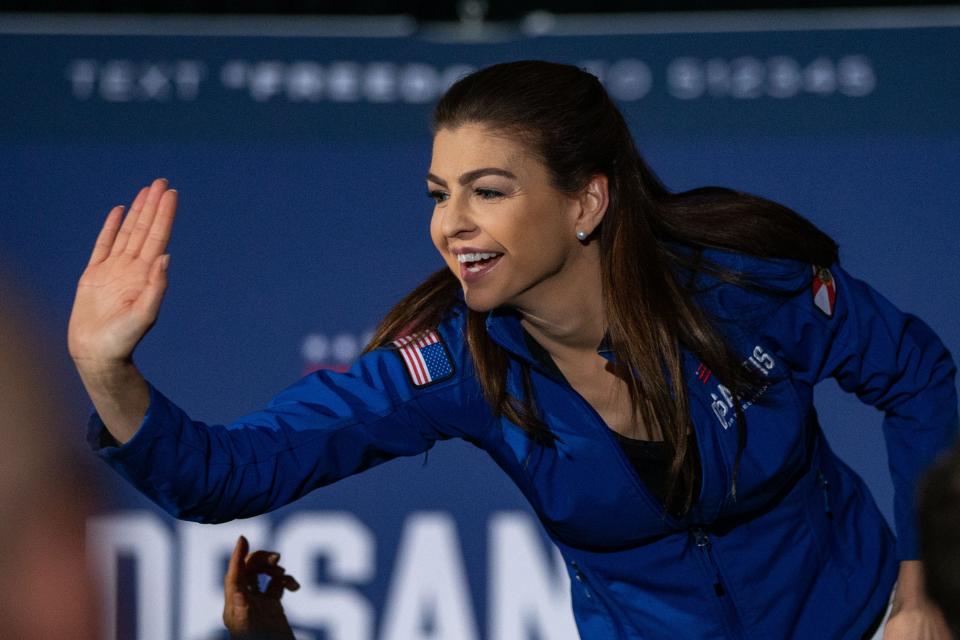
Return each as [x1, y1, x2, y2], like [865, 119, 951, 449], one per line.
[235, 590, 291, 634]
[68, 179, 177, 365]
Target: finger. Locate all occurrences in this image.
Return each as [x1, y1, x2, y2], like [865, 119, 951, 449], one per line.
[139, 189, 177, 262]
[224, 535, 249, 591]
[264, 573, 299, 599]
[124, 177, 168, 257]
[245, 558, 286, 579]
[110, 186, 150, 257]
[88, 205, 124, 266]
[285, 575, 300, 591]
[244, 550, 283, 573]
[132, 253, 169, 323]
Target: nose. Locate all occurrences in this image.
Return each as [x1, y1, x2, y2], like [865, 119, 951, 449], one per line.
[438, 191, 477, 239]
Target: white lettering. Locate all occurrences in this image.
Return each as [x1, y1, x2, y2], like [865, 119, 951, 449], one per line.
[328, 61, 362, 102]
[87, 512, 172, 640]
[221, 60, 247, 89]
[718, 383, 735, 409]
[332, 333, 360, 363]
[752, 345, 775, 371]
[605, 58, 652, 101]
[174, 61, 206, 100]
[667, 57, 704, 100]
[804, 57, 837, 94]
[838, 55, 876, 97]
[138, 64, 172, 99]
[275, 513, 375, 640]
[489, 512, 579, 640]
[287, 61, 325, 102]
[730, 56, 765, 99]
[249, 61, 286, 102]
[767, 56, 802, 98]
[67, 59, 208, 102]
[399, 63, 440, 103]
[381, 513, 478, 640]
[364, 62, 398, 102]
[67, 59, 97, 100]
[711, 395, 731, 429]
[100, 60, 136, 102]
[664, 55, 874, 100]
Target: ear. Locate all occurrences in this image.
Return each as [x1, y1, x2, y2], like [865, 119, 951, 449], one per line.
[575, 174, 609, 236]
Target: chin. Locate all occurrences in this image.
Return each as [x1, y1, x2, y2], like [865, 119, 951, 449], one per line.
[461, 288, 503, 314]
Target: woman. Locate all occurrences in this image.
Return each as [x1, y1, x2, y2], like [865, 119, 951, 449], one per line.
[70, 61, 956, 638]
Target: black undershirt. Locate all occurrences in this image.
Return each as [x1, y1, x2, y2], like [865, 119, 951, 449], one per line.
[521, 328, 701, 508]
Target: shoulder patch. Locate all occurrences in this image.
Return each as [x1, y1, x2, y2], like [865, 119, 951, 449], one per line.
[392, 329, 455, 388]
[811, 265, 837, 317]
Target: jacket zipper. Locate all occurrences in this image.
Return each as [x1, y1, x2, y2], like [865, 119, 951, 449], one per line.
[520, 348, 685, 524]
[570, 560, 593, 599]
[570, 560, 629, 639]
[559, 378, 686, 526]
[816, 469, 834, 519]
[690, 526, 747, 639]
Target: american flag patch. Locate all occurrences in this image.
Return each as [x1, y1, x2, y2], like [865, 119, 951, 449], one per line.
[392, 329, 455, 388]
[696, 362, 712, 384]
[811, 265, 837, 317]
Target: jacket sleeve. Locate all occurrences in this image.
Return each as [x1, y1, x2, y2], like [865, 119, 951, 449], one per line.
[762, 259, 959, 560]
[86, 335, 476, 524]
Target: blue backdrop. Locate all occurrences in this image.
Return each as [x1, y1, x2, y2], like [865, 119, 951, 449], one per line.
[2, 11, 958, 640]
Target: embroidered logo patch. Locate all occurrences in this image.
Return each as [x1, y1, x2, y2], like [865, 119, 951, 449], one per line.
[811, 265, 837, 317]
[699, 344, 776, 431]
[392, 329, 455, 388]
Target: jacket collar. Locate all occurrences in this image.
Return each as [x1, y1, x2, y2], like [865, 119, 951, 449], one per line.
[484, 308, 616, 378]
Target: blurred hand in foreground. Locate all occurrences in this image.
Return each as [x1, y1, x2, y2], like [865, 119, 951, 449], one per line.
[223, 535, 300, 640]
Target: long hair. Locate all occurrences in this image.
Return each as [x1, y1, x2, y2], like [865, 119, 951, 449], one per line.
[365, 60, 838, 516]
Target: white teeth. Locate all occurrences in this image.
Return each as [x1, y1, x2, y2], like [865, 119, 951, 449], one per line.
[457, 252, 501, 263]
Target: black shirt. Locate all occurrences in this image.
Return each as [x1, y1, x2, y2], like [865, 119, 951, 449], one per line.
[521, 327, 701, 508]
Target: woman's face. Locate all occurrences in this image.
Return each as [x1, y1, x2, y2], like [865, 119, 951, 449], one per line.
[428, 123, 583, 313]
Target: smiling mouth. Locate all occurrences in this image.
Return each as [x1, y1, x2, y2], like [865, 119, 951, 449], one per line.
[458, 251, 503, 272]
[457, 252, 504, 280]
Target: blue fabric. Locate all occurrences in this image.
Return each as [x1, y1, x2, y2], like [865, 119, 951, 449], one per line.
[88, 247, 958, 639]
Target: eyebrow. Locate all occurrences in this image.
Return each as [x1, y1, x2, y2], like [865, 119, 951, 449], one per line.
[426, 167, 517, 187]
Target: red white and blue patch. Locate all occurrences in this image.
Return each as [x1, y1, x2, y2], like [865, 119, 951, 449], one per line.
[392, 329, 455, 388]
[696, 362, 712, 384]
[811, 265, 837, 317]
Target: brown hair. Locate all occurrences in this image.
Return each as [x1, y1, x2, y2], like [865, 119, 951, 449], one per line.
[365, 60, 838, 516]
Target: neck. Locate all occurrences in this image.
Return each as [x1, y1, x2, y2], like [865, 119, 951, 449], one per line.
[514, 246, 606, 354]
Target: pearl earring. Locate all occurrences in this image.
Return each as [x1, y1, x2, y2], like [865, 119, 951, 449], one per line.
[576, 230, 588, 241]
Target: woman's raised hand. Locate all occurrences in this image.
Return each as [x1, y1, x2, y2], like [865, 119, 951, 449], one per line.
[68, 178, 177, 370]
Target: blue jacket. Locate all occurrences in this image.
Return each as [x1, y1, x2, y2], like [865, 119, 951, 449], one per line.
[89, 248, 958, 639]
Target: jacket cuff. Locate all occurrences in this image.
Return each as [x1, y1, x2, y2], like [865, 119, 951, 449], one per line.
[85, 382, 175, 462]
[895, 525, 919, 561]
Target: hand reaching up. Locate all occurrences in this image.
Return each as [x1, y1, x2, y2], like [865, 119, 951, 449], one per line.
[223, 536, 300, 640]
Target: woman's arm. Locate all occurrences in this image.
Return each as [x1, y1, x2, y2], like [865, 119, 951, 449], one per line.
[86, 335, 477, 523]
[68, 178, 176, 444]
[752, 258, 957, 637]
[765, 260, 958, 561]
[74, 180, 487, 523]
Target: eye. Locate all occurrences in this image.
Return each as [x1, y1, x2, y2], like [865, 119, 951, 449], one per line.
[426, 189, 448, 203]
[475, 188, 504, 200]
